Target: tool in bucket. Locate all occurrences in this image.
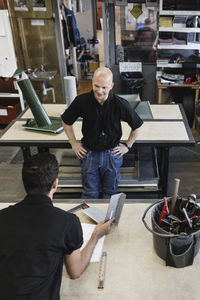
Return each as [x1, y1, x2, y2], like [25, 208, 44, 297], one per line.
[142, 178, 200, 268]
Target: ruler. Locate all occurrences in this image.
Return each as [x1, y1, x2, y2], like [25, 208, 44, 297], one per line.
[98, 251, 107, 289]
[67, 202, 89, 213]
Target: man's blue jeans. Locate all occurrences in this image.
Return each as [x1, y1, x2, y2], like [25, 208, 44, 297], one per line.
[80, 149, 123, 199]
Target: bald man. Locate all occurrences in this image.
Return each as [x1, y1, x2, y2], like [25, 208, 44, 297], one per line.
[61, 67, 143, 198]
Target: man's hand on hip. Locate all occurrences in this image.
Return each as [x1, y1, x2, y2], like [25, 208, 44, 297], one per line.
[112, 143, 129, 158]
[71, 141, 87, 159]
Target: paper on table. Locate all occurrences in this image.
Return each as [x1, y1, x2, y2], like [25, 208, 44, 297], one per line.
[81, 223, 105, 263]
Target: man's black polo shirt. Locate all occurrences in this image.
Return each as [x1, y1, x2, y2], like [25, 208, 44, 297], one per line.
[61, 91, 143, 151]
[0, 195, 83, 300]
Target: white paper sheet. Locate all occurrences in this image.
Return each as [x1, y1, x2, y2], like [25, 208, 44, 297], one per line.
[81, 223, 105, 263]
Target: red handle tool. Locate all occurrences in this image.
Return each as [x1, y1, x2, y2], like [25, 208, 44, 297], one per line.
[159, 197, 170, 226]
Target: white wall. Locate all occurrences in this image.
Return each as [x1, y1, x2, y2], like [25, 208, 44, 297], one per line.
[0, 10, 17, 77]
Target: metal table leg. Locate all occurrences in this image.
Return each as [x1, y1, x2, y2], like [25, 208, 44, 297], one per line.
[158, 146, 170, 197]
[21, 146, 31, 162]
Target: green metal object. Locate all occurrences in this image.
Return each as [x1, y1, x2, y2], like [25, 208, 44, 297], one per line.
[17, 71, 52, 127]
[14, 70, 63, 134]
[22, 116, 63, 134]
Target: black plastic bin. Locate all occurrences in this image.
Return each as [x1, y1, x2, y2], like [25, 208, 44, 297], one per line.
[142, 199, 200, 268]
[120, 72, 144, 99]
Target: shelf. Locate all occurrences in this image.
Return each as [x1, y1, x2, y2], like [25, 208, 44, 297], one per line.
[157, 0, 200, 78]
[157, 63, 200, 68]
[158, 44, 200, 50]
[0, 81, 25, 111]
[159, 1, 200, 16]
[157, 79, 200, 89]
[159, 27, 200, 33]
[159, 11, 200, 16]
[0, 93, 21, 98]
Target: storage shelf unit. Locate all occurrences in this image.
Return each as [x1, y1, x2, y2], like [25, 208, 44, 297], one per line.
[159, 0, 200, 16]
[156, 0, 200, 128]
[0, 81, 24, 112]
[0, 81, 24, 126]
[158, 0, 200, 54]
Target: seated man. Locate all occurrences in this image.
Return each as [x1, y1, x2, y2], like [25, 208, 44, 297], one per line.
[0, 152, 113, 300]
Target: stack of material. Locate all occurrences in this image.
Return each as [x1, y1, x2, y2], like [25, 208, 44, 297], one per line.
[173, 16, 187, 28]
[159, 17, 173, 27]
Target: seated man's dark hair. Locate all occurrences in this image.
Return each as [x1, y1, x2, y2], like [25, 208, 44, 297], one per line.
[22, 152, 59, 195]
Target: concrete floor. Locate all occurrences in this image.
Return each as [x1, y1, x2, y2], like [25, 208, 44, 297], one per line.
[0, 146, 25, 201]
[0, 146, 67, 202]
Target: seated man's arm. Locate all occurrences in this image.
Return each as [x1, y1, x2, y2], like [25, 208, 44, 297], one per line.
[62, 121, 87, 159]
[64, 219, 113, 279]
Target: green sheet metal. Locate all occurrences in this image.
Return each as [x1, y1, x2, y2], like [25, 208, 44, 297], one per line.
[22, 116, 63, 134]
[14, 70, 63, 134]
[16, 71, 52, 127]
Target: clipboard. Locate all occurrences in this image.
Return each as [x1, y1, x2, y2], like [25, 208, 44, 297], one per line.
[82, 193, 126, 225]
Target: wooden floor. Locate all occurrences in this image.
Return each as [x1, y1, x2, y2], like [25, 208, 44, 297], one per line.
[77, 79, 92, 95]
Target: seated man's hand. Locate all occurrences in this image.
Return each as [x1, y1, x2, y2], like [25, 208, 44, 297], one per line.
[91, 218, 114, 240]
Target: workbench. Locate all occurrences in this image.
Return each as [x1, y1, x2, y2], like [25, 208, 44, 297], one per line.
[1, 201, 200, 300]
[157, 79, 200, 128]
[0, 103, 195, 197]
[157, 80, 200, 105]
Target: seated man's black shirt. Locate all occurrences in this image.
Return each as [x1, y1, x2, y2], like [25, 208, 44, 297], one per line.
[0, 195, 83, 300]
[61, 91, 143, 151]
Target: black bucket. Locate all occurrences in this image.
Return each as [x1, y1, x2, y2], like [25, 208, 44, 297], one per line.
[142, 199, 200, 268]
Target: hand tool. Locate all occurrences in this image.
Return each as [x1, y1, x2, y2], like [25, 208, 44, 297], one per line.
[67, 202, 89, 213]
[167, 215, 182, 223]
[159, 197, 170, 226]
[182, 215, 198, 224]
[185, 194, 197, 216]
[162, 215, 181, 233]
[171, 178, 180, 214]
[192, 216, 200, 229]
[182, 208, 192, 229]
